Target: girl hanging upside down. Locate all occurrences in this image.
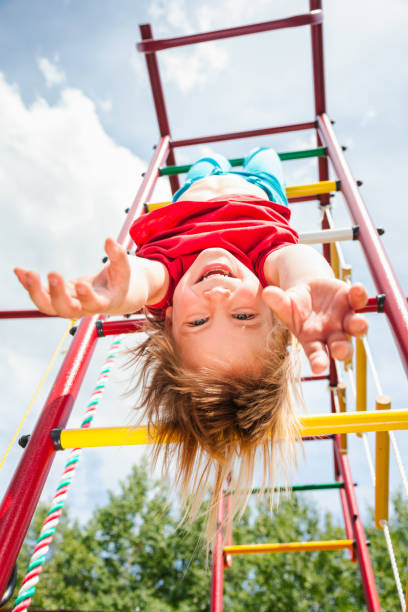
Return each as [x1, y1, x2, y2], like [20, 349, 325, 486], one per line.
[14, 148, 368, 539]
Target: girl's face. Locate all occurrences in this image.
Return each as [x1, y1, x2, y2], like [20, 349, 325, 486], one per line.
[167, 248, 275, 373]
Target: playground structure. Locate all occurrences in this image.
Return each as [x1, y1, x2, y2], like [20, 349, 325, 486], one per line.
[1, 2, 408, 610]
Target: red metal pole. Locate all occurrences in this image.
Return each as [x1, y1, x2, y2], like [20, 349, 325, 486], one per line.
[318, 112, 408, 375]
[118, 135, 171, 247]
[0, 136, 168, 594]
[301, 374, 329, 382]
[137, 12, 323, 53]
[139, 25, 179, 195]
[309, 0, 330, 210]
[0, 317, 99, 594]
[210, 495, 225, 612]
[334, 438, 381, 610]
[0, 310, 57, 319]
[337, 475, 357, 562]
[172, 122, 316, 148]
[97, 318, 145, 336]
[309, 0, 326, 116]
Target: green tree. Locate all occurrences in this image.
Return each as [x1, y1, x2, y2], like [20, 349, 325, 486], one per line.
[15, 462, 407, 611]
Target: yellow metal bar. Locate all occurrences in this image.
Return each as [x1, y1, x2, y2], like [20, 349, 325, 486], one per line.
[342, 264, 353, 371]
[356, 337, 367, 437]
[375, 395, 391, 529]
[223, 539, 354, 556]
[56, 408, 408, 449]
[286, 180, 338, 198]
[341, 264, 352, 284]
[145, 180, 339, 212]
[338, 383, 347, 453]
[330, 242, 340, 279]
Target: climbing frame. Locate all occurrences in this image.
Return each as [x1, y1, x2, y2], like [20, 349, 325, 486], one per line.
[0, 2, 407, 611]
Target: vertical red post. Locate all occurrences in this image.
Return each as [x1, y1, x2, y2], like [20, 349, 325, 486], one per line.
[334, 438, 381, 610]
[210, 495, 225, 612]
[139, 24, 180, 195]
[118, 135, 171, 248]
[309, 0, 331, 249]
[0, 136, 170, 595]
[318, 113, 408, 375]
[0, 319, 99, 594]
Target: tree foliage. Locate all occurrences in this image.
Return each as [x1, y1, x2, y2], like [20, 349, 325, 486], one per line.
[15, 461, 408, 611]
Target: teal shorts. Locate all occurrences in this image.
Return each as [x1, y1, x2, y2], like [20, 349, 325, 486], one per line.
[172, 147, 288, 206]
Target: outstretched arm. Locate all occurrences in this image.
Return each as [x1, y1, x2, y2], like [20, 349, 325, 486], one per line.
[14, 238, 169, 318]
[263, 244, 368, 373]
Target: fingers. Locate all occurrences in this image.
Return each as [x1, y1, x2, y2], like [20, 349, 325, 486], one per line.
[327, 331, 353, 362]
[104, 238, 127, 268]
[104, 237, 124, 261]
[303, 340, 330, 374]
[103, 238, 131, 287]
[15, 266, 87, 318]
[14, 267, 56, 315]
[304, 334, 353, 373]
[348, 283, 368, 310]
[73, 279, 110, 313]
[262, 286, 293, 330]
[47, 273, 84, 318]
[343, 311, 368, 337]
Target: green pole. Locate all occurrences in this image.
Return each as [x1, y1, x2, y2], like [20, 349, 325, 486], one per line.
[226, 482, 352, 495]
[159, 147, 327, 176]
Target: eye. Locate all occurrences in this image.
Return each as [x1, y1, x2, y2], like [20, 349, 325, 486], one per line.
[233, 313, 255, 320]
[188, 317, 209, 327]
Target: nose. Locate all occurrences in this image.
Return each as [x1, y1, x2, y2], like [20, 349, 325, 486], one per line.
[202, 287, 232, 302]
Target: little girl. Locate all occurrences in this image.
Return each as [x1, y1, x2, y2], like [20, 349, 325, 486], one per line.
[14, 148, 368, 538]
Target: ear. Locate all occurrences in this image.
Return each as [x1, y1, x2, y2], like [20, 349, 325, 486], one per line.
[165, 306, 173, 327]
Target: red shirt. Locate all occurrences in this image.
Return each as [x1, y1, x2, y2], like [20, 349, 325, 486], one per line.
[130, 194, 298, 315]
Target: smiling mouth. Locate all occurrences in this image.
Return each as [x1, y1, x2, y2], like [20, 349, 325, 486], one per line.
[195, 263, 235, 284]
[198, 269, 232, 282]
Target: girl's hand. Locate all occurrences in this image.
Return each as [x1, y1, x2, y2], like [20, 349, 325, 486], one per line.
[14, 238, 133, 318]
[262, 279, 368, 373]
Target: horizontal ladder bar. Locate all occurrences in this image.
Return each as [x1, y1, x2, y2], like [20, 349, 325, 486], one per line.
[224, 539, 353, 556]
[145, 180, 339, 212]
[137, 11, 323, 53]
[2, 294, 400, 323]
[159, 147, 327, 176]
[51, 409, 408, 449]
[172, 121, 317, 147]
[236, 482, 348, 495]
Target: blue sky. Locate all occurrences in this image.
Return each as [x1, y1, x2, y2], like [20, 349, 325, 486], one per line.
[0, 0, 407, 564]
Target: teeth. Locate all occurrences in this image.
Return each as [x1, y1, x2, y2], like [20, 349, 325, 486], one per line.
[199, 269, 230, 282]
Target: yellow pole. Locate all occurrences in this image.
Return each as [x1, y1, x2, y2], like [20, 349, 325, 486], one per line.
[342, 264, 353, 371]
[375, 395, 391, 529]
[56, 408, 408, 449]
[286, 180, 338, 198]
[145, 180, 339, 212]
[356, 337, 367, 437]
[337, 383, 347, 453]
[330, 242, 340, 279]
[223, 539, 353, 556]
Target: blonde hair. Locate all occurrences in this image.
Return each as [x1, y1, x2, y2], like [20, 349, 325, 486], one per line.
[128, 315, 301, 543]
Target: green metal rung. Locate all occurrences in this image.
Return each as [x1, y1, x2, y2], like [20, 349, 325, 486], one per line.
[226, 482, 350, 495]
[159, 147, 327, 176]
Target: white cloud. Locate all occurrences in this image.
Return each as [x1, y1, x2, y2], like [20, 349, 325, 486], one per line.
[167, 0, 193, 33]
[0, 73, 172, 288]
[360, 108, 377, 127]
[98, 98, 113, 112]
[37, 56, 66, 87]
[147, 0, 230, 92]
[0, 73, 173, 510]
[162, 43, 229, 93]
[148, 0, 193, 34]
